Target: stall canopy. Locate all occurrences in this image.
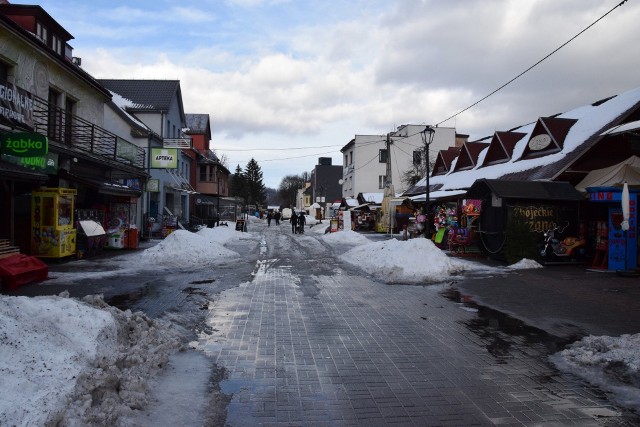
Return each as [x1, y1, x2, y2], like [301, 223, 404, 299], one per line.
[466, 179, 585, 201]
[575, 156, 640, 192]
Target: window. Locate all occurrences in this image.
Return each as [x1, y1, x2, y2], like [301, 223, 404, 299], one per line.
[379, 175, 387, 189]
[349, 151, 353, 165]
[0, 61, 8, 82]
[36, 22, 48, 44]
[48, 88, 61, 140]
[52, 35, 62, 55]
[379, 149, 387, 163]
[64, 97, 75, 144]
[413, 150, 422, 165]
[199, 165, 207, 181]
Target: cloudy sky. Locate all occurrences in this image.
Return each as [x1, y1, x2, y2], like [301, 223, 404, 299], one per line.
[18, 0, 640, 188]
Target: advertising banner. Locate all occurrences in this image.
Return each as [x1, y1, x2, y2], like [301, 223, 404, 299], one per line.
[0, 80, 34, 129]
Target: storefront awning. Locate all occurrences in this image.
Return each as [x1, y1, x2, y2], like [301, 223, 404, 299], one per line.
[195, 194, 218, 206]
[0, 159, 49, 182]
[61, 171, 142, 197]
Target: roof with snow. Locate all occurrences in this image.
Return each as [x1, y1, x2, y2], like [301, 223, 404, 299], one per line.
[404, 86, 640, 198]
[97, 79, 181, 111]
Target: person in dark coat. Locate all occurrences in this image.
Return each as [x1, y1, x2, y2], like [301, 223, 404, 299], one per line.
[274, 211, 281, 225]
[298, 212, 306, 234]
[266, 211, 272, 226]
[290, 211, 298, 233]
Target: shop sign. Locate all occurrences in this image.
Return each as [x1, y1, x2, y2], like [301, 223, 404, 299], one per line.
[510, 204, 557, 233]
[589, 191, 618, 202]
[146, 178, 159, 192]
[1, 151, 57, 172]
[150, 148, 178, 169]
[0, 132, 47, 157]
[125, 178, 141, 190]
[0, 80, 34, 129]
[116, 137, 137, 163]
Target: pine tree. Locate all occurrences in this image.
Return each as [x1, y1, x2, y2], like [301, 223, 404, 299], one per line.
[244, 158, 266, 206]
[229, 164, 247, 203]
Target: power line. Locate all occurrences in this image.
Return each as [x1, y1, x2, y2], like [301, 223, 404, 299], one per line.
[435, 0, 629, 127]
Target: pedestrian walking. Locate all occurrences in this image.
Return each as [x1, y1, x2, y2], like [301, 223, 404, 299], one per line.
[290, 211, 298, 233]
[267, 211, 272, 227]
[274, 211, 281, 225]
[298, 211, 306, 234]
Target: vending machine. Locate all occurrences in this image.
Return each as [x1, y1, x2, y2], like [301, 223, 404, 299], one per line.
[31, 188, 77, 258]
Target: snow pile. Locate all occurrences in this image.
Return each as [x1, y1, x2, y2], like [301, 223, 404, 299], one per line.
[139, 229, 239, 267]
[321, 230, 371, 246]
[505, 258, 543, 269]
[553, 334, 640, 412]
[0, 293, 181, 426]
[342, 238, 467, 283]
[196, 225, 244, 245]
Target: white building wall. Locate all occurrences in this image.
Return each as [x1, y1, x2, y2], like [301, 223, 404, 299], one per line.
[341, 126, 457, 198]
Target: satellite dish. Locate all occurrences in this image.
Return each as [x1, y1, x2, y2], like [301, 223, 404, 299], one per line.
[338, 179, 344, 185]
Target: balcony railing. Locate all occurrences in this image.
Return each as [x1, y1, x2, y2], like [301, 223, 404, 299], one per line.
[31, 96, 146, 169]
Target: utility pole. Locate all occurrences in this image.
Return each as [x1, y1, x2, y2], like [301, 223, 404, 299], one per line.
[384, 133, 394, 235]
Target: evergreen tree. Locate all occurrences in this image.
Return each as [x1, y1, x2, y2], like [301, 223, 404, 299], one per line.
[229, 164, 246, 203]
[244, 158, 266, 206]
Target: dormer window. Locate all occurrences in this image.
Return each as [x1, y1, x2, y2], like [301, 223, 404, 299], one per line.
[52, 34, 62, 55]
[36, 21, 47, 44]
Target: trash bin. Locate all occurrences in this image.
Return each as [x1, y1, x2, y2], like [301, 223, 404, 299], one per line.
[125, 228, 139, 249]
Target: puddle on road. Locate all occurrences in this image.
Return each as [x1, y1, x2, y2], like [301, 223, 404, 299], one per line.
[440, 288, 576, 361]
[107, 285, 151, 310]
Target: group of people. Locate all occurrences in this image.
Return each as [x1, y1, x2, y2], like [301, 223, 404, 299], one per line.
[266, 211, 281, 226]
[290, 210, 306, 234]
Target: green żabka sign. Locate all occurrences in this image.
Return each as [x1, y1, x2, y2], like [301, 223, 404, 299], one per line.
[1, 132, 48, 157]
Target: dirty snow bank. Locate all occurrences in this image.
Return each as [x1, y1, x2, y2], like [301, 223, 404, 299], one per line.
[552, 333, 640, 412]
[0, 292, 181, 426]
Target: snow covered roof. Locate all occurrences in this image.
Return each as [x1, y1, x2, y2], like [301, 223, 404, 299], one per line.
[405, 86, 640, 196]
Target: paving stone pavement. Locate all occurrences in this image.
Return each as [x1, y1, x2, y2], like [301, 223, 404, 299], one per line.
[200, 249, 638, 426]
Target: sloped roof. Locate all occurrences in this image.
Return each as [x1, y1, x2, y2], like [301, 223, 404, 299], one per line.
[97, 79, 181, 111]
[432, 147, 462, 176]
[185, 114, 211, 135]
[453, 142, 489, 171]
[481, 131, 526, 166]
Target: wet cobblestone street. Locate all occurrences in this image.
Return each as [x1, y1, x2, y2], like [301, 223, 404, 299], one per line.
[200, 227, 638, 426]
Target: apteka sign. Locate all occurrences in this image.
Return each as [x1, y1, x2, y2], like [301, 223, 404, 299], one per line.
[151, 148, 178, 169]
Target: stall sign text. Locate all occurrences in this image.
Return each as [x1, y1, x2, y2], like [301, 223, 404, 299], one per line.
[510, 205, 557, 233]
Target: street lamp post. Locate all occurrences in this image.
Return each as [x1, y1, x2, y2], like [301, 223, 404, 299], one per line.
[421, 126, 435, 239]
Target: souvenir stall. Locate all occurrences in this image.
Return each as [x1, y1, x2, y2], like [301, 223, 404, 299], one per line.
[31, 188, 77, 258]
[586, 187, 638, 271]
[465, 179, 585, 261]
[432, 203, 458, 247]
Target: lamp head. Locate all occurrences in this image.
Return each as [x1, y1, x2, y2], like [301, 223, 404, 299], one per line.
[421, 126, 435, 145]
